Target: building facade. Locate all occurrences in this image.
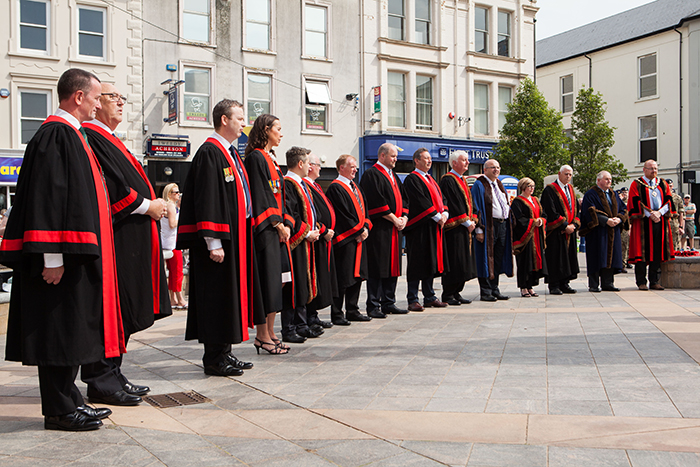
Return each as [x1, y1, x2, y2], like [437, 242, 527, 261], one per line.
[359, 0, 538, 177]
[535, 0, 700, 194]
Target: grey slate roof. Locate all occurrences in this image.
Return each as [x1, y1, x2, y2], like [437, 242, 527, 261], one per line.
[536, 0, 700, 67]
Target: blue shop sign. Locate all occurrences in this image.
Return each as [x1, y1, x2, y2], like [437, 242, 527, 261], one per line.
[0, 157, 22, 183]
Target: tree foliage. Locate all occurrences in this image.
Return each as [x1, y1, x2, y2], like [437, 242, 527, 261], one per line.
[494, 77, 570, 195]
[569, 87, 626, 193]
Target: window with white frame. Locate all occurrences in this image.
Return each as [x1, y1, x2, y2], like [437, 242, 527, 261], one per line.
[416, 75, 433, 130]
[415, 0, 430, 45]
[639, 53, 657, 99]
[639, 115, 657, 162]
[245, 0, 270, 50]
[19, 0, 49, 53]
[561, 75, 574, 113]
[20, 89, 51, 144]
[183, 67, 211, 123]
[498, 86, 511, 132]
[387, 72, 406, 128]
[388, 0, 405, 41]
[474, 6, 488, 54]
[78, 5, 106, 59]
[474, 83, 489, 135]
[247, 73, 271, 125]
[305, 80, 331, 132]
[497, 11, 510, 57]
[182, 0, 210, 43]
[304, 4, 327, 58]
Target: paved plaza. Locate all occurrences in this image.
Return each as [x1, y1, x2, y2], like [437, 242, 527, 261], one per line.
[4, 255, 700, 465]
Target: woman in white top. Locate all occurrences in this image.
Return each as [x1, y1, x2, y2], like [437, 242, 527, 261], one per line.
[161, 183, 187, 308]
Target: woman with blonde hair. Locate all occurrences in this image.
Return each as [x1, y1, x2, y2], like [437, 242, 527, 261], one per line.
[511, 178, 548, 297]
[161, 183, 187, 308]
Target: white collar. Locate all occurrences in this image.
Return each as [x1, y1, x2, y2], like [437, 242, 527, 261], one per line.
[643, 176, 657, 186]
[55, 108, 81, 130]
[286, 171, 304, 184]
[377, 161, 392, 174]
[450, 169, 463, 177]
[415, 168, 429, 177]
[85, 119, 114, 134]
[337, 174, 353, 187]
[304, 176, 315, 184]
[556, 179, 569, 191]
[209, 131, 235, 149]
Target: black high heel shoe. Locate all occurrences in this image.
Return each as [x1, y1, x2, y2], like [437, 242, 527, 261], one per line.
[254, 337, 289, 355]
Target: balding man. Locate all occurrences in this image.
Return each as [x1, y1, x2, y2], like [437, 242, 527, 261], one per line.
[541, 165, 580, 295]
[1, 69, 122, 431]
[579, 171, 627, 292]
[628, 159, 675, 290]
[81, 83, 171, 406]
[359, 142, 408, 317]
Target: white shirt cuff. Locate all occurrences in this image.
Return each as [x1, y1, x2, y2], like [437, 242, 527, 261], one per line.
[659, 204, 669, 216]
[475, 227, 483, 234]
[44, 253, 63, 268]
[204, 237, 222, 251]
[131, 198, 149, 215]
[431, 213, 441, 223]
[462, 220, 473, 228]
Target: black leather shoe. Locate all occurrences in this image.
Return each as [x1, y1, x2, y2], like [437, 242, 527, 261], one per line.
[204, 361, 244, 377]
[368, 309, 387, 319]
[226, 353, 254, 370]
[493, 293, 510, 300]
[76, 404, 112, 420]
[549, 288, 563, 295]
[313, 320, 334, 328]
[561, 286, 577, 294]
[332, 318, 351, 326]
[123, 382, 150, 396]
[309, 323, 324, 333]
[455, 295, 472, 304]
[588, 286, 602, 293]
[445, 298, 461, 306]
[347, 313, 372, 321]
[601, 286, 620, 292]
[382, 305, 408, 314]
[45, 410, 103, 431]
[282, 333, 307, 343]
[480, 295, 497, 302]
[298, 327, 323, 338]
[89, 390, 142, 406]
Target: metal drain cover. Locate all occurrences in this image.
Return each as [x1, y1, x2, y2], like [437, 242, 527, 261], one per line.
[143, 391, 210, 408]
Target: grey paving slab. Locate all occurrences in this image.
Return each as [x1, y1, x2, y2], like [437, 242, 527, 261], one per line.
[485, 398, 547, 414]
[312, 439, 406, 467]
[627, 450, 700, 467]
[548, 400, 614, 416]
[548, 447, 631, 467]
[548, 386, 609, 402]
[400, 440, 473, 466]
[205, 437, 308, 464]
[610, 401, 682, 418]
[467, 444, 547, 467]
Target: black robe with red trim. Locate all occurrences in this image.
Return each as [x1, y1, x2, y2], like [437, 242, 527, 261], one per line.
[580, 186, 627, 274]
[84, 124, 171, 336]
[177, 140, 256, 344]
[403, 171, 448, 282]
[306, 179, 337, 309]
[541, 182, 580, 283]
[1, 117, 125, 366]
[359, 164, 407, 279]
[627, 178, 675, 264]
[243, 149, 292, 315]
[326, 180, 372, 289]
[439, 172, 478, 286]
[511, 196, 548, 289]
[283, 176, 317, 307]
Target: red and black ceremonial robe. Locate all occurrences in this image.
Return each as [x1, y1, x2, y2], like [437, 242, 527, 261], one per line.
[1, 115, 124, 366]
[540, 182, 580, 283]
[305, 179, 337, 309]
[84, 122, 171, 336]
[511, 195, 548, 288]
[403, 171, 448, 281]
[439, 172, 478, 284]
[627, 177, 675, 264]
[284, 176, 318, 305]
[359, 164, 407, 279]
[177, 138, 253, 344]
[326, 180, 372, 288]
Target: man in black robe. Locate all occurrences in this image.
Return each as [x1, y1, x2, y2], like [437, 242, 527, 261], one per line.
[282, 147, 321, 342]
[1, 69, 122, 431]
[81, 83, 171, 406]
[579, 171, 627, 292]
[305, 152, 336, 329]
[439, 150, 477, 305]
[326, 155, 372, 323]
[359, 142, 408, 318]
[403, 148, 449, 311]
[177, 99, 255, 377]
[541, 165, 580, 295]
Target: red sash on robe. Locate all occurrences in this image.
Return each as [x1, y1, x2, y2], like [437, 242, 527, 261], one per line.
[407, 171, 445, 274]
[331, 180, 368, 278]
[307, 180, 336, 268]
[375, 164, 403, 277]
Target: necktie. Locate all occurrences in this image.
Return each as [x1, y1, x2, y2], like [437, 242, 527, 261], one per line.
[230, 145, 252, 217]
[649, 179, 661, 210]
[493, 181, 508, 218]
[605, 190, 612, 206]
[351, 182, 362, 208]
[302, 181, 317, 226]
[564, 184, 572, 206]
[79, 127, 90, 147]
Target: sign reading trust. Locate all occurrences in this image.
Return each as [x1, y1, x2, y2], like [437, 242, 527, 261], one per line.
[0, 157, 22, 184]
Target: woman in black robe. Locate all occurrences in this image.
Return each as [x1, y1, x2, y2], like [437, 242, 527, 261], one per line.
[511, 178, 548, 297]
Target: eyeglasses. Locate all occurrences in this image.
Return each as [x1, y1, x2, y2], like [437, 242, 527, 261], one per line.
[172, 191, 180, 195]
[309, 163, 321, 167]
[101, 93, 127, 103]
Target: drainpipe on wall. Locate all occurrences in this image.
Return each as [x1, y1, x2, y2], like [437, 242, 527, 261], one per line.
[674, 27, 683, 189]
[584, 54, 592, 88]
[533, 18, 537, 84]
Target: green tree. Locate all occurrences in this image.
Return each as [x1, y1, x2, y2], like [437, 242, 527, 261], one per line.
[494, 77, 570, 194]
[569, 87, 626, 193]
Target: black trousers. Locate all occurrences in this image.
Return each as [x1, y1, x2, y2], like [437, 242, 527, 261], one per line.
[38, 365, 84, 416]
[442, 280, 465, 301]
[81, 333, 131, 397]
[366, 277, 398, 312]
[331, 280, 362, 321]
[479, 219, 507, 297]
[280, 304, 308, 337]
[635, 221, 663, 286]
[589, 268, 614, 289]
[203, 343, 232, 367]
